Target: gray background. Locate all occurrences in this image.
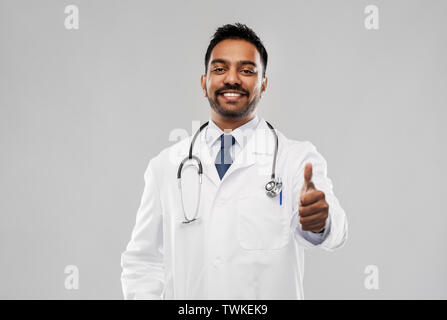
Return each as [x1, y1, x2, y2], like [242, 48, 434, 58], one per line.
[0, 0, 446, 299]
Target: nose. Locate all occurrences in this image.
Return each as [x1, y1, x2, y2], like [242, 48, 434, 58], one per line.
[223, 67, 241, 86]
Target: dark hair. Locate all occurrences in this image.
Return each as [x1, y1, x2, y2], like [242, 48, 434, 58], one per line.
[204, 23, 268, 77]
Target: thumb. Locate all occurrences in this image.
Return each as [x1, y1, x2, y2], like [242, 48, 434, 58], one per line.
[304, 162, 313, 186]
[300, 163, 315, 202]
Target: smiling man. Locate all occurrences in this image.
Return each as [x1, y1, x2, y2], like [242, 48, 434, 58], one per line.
[201, 35, 266, 131]
[121, 23, 348, 299]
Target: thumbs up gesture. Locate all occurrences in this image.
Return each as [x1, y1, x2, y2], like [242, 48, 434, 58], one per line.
[299, 163, 329, 233]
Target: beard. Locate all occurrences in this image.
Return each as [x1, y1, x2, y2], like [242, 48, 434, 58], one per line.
[207, 93, 260, 119]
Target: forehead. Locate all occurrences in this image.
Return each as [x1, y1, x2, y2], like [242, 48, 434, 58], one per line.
[209, 39, 261, 64]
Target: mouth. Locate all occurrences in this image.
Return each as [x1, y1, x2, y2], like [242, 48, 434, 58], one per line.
[217, 91, 247, 102]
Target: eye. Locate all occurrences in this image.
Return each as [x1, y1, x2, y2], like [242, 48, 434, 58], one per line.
[242, 69, 254, 74]
[213, 67, 225, 73]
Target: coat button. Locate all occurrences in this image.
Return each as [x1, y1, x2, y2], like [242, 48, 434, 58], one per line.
[213, 257, 222, 267]
[215, 199, 226, 207]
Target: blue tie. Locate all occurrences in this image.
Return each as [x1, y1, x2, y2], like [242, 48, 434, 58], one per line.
[215, 134, 236, 180]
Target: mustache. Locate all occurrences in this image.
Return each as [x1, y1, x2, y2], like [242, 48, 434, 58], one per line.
[215, 85, 249, 95]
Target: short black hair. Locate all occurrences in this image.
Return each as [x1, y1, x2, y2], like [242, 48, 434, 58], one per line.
[204, 23, 268, 77]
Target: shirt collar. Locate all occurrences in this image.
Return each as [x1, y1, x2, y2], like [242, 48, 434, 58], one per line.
[205, 114, 260, 150]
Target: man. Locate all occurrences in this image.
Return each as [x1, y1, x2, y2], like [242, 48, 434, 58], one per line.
[121, 23, 348, 299]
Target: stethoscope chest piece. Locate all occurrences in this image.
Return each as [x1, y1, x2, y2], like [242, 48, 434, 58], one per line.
[265, 178, 282, 198]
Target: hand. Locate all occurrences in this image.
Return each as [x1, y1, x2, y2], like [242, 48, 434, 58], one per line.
[299, 163, 329, 233]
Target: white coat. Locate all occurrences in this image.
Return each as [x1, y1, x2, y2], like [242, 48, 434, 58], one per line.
[120, 117, 348, 299]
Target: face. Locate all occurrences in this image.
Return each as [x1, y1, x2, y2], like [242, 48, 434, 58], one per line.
[201, 39, 267, 119]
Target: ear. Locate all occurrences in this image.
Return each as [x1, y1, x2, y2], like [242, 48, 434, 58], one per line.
[200, 74, 207, 97]
[261, 77, 268, 96]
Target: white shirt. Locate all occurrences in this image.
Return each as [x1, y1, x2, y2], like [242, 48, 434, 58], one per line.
[205, 115, 261, 164]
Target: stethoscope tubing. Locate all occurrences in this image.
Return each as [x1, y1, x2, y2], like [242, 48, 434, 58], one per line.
[177, 120, 279, 223]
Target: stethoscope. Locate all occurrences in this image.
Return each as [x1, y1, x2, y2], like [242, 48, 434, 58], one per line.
[177, 120, 282, 224]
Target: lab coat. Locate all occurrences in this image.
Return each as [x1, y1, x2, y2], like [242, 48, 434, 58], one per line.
[120, 117, 348, 299]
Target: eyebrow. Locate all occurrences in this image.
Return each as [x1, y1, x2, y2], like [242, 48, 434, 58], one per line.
[210, 59, 258, 68]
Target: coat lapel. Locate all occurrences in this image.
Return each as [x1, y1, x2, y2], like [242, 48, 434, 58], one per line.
[192, 127, 221, 187]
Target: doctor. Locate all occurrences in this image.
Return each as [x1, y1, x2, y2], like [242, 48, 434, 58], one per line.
[121, 23, 348, 299]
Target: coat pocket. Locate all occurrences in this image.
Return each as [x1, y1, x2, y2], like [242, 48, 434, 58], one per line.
[236, 192, 291, 250]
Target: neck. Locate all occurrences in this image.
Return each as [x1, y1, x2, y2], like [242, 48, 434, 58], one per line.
[210, 110, 256, 131]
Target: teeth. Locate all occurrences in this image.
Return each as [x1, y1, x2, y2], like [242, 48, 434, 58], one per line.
[223, 93, 242, 97]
